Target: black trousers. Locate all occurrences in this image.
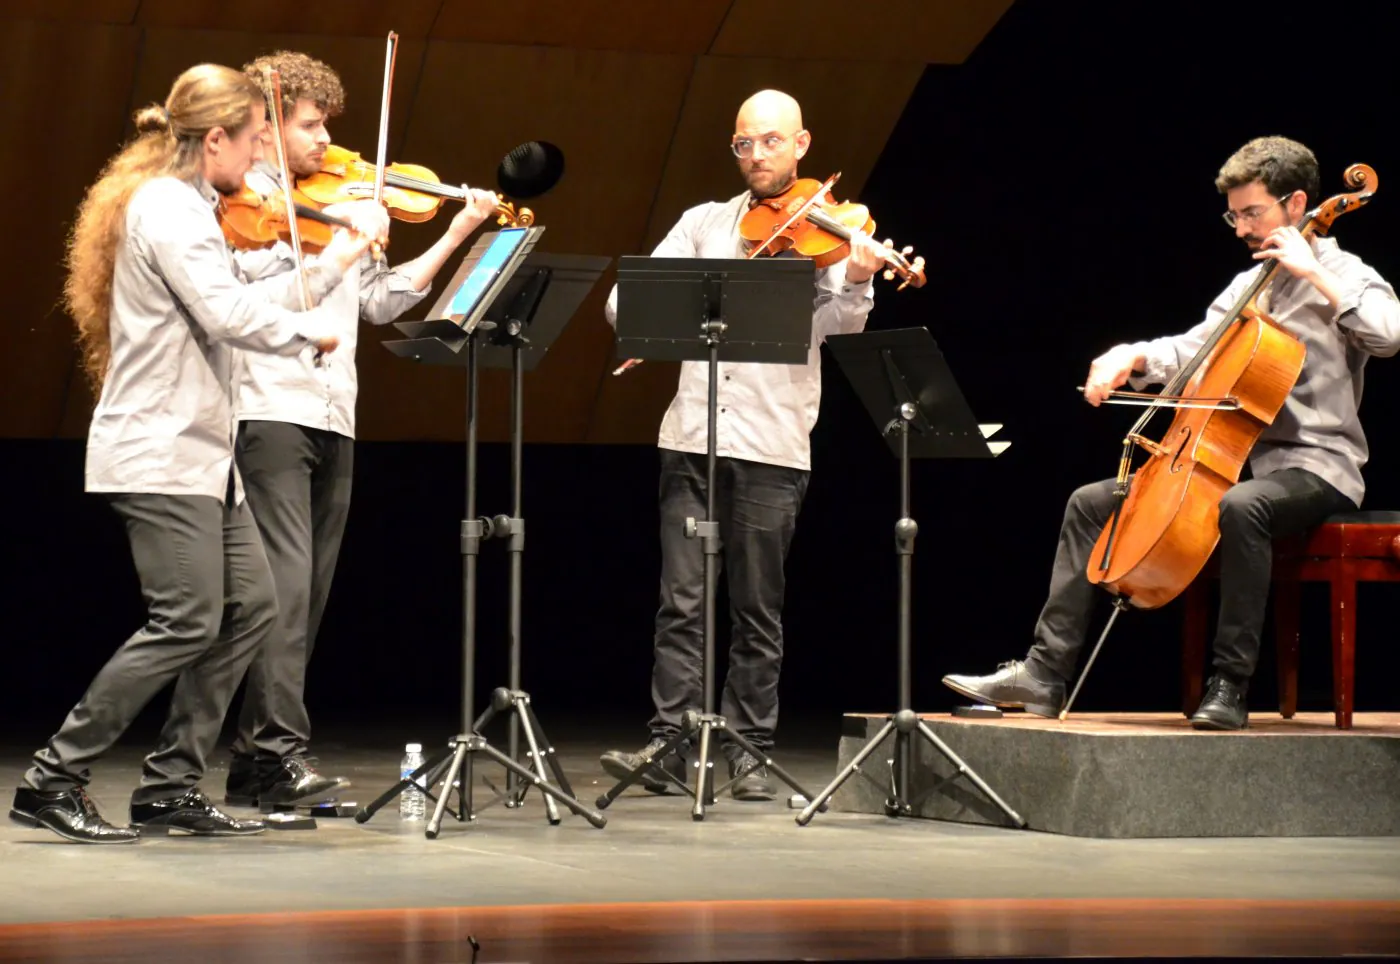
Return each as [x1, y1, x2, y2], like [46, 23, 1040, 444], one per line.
[229, 421, 353, 763]
[649, 449, 810, 753]
[26, 492, 277, 805]
[1026, 467, 1353, 689]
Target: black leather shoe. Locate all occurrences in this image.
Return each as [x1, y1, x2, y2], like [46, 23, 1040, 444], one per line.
[131, 788, 266, 836]
[599, 738, 688, 794]
[10, 786, 139, 844]
[223, 754, 261, 807]
[942, 660, 1065, 718]
[1191, 675, 1249, 730]
[728, 750, 776, 802]
[258, 756, 349, 811]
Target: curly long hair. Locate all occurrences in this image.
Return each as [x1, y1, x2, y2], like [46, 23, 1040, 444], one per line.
[66, 63, 263, 394]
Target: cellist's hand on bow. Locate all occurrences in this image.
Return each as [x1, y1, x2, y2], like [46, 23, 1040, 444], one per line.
[1254, 225, 1321, 279]
[447, 187, 501, 245]
[844, 231, 888, 284]
[1083, 345, 1146, 407]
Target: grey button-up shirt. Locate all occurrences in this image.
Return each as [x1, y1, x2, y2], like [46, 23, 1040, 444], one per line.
[232, 165, 431, 438]
[85, 175, 343, 503]
[1128, 236, 1400, 506]
[605, 190, 875, 471]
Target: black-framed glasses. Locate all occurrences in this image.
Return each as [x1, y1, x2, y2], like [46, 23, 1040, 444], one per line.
[1222, 192, 1294, 228]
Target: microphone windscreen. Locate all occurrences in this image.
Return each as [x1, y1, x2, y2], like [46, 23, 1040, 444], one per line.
[497, 141, 565, 199]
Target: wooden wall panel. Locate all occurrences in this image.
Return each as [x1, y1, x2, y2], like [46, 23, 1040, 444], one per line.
[712, 0, 1015, 63]
[354, 41, 694, 442]
[132, 0, 440, 40]
[430, 0, 733, 55]
[585, 56, 925, 443]
[0, 2, 137, 25]
[0, 20, 140, 437]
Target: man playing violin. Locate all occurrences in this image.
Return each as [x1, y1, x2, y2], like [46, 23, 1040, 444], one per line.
[12, 64, 360, 843]
[599, 89, 889, 798]
[943, 136, 1400, 731]
[222, 50, 499, 811]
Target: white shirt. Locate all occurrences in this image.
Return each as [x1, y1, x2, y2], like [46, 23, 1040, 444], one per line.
[1129, 236, 1400, 506]
[232, 166, 431, 438]
[605, 190, 875, 471]
[85, 175, 343, 503]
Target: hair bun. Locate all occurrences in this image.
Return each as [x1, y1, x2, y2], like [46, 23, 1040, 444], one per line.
[133, 104, 172, 135]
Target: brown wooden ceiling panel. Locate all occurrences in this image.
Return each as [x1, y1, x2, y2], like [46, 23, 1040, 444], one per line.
[0, 20, 140, 438]
[132, 0, 441, 40]
[711, 0, 1012, 63]
[585, 55, 924, 443]
[0, 1, 138, 24]
[353, 40, 694, 442]
[429, 0, 732, 55]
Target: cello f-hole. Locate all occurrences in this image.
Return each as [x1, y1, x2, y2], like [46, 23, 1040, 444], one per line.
[1170, 426, 1193, 473]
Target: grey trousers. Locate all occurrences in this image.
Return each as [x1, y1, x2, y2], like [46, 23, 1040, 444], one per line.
[230, 420, 353, 762]
[1027, 467, 1352, 689]
[649, 450, 810, 753]
[26, 492, 277, 806]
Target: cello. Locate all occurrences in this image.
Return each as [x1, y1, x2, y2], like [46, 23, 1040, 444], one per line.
[1058, 163, 1379, 718]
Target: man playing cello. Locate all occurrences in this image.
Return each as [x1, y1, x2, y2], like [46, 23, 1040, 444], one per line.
[942, 136, 1400, 731]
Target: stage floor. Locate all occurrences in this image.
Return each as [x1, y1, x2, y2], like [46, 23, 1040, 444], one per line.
[2, 720, 1399, 961]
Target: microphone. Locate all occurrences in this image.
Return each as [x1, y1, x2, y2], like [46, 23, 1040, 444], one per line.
[496, 141, 565, 199]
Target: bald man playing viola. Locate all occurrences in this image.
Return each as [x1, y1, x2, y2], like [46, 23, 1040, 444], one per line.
[601, 90, 888, 800]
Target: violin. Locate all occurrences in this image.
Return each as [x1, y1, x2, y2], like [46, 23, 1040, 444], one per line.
[739, 173, 926, 289]
[1054, 163, 1379, 720]
[219, 180, 369, 253]
[296, 144, 535, 228]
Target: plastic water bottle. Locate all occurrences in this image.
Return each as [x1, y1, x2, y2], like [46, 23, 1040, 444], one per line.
[399, 742, 426, 820]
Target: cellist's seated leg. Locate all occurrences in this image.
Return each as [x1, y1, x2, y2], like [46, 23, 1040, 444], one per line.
[941, 477, 1120, 717]
[1191, 468, 1351, 731]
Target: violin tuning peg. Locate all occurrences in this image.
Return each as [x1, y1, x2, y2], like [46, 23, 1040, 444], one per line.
[901, 246, 913, 256]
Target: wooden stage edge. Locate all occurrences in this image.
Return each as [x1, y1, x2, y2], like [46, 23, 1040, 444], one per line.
[2, 898, 1398, 962]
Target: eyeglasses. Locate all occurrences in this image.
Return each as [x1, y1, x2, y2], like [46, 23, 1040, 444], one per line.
[731, 131, 799, 159]
[1222, 192, 1294, 228]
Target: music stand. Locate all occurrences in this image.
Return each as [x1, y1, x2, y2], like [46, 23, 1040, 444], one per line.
[795, 327, 1026, 829]
[353, 226, 609, 838]
[596, 255, 826, 821]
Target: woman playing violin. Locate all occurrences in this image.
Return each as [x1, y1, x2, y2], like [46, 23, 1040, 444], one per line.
[222, 50, 499, 813]
[599, 89, 890, 800]
[942, 136, 1400, 731]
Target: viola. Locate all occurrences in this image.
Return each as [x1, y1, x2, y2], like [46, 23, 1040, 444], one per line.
[738, 173, 926, 289]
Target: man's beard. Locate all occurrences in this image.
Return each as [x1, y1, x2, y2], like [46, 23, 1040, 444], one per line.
[747, 168, 794, 198]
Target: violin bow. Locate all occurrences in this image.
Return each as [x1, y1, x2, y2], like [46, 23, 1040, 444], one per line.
[373, 31, 398, 208]
[264, 69, 313, 312]
[263, 67, 327, 367]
